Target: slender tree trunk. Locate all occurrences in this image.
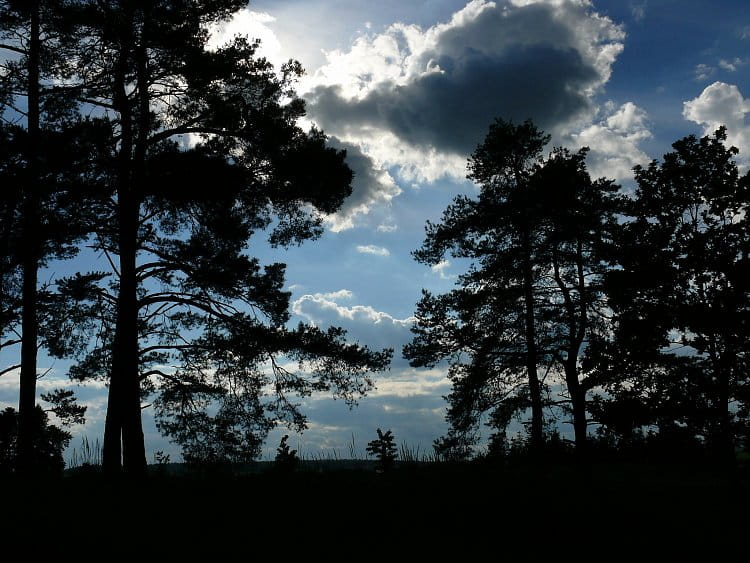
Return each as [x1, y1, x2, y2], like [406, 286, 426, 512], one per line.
[102, 355, 122, 472]
[571, 239, 588, 453]
[102, 40, 131, 474]
[716, 363, 734, 468]
[521, 227, 544, 449]
[568, 373, 588, 452]
[17, 0, 41, 474]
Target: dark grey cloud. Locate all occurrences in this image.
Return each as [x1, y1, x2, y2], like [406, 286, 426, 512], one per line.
[306, 0, 624, 158]
[325, 137, 400, 231]
[312, 44, 597, 155]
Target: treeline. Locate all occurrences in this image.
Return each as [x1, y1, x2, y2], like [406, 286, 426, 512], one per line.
[0, 0, 391, 476]
[405, 119, 750, 465]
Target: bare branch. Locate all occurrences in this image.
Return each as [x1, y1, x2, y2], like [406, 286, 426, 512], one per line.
[0, 43, 25, 55]
[0, 364, 21, 377]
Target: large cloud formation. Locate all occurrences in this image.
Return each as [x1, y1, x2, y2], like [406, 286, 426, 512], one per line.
[303, 0, 625, 179]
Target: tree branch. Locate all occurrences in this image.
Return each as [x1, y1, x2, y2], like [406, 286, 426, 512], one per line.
[0, 364, 21, 377]
[0, 43, 25, 55]
[0, 338, 22, 349]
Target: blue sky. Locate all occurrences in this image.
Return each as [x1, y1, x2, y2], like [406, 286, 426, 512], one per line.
[2, 0, 750, 462]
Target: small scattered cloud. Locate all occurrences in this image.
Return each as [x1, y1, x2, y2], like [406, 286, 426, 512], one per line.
[683, 81, 750, 162]
[629, 1, 647, 22]
[356, 244, 390, 256]
[718, 57, 746, 72]
[694, 63, 715, 81]
[376, 223, 398, 233]
[430, 260, 454, 280]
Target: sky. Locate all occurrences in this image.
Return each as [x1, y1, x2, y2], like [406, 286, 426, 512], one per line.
[2, 0, 750, 463]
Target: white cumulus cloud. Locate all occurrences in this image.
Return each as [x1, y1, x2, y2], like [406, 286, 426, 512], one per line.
[683, 82, 750, 160]
[566, 101, 652, 181]
[292, 291, 416, 362]
[207, 9, 283, 67]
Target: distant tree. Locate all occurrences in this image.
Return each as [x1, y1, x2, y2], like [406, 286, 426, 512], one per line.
[601, 127, 750, 463]
[274, 434, 298, 472]
[55, 0, 391, 473]
[367, 428, 397, 472]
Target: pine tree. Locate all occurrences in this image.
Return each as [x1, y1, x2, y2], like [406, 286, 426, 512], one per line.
[532, 147, 620, 451]
[58, 1, 391, 472]
[0, 0, 104, 472]
[405, 120, 620, 455]
[405, 119, 550, 453]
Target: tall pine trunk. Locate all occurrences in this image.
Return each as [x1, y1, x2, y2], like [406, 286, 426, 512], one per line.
[118, 182, 146, 475]
[103, 24, 147, 475]
[521, 227, 544, 450]
[17, 0, 41, 474]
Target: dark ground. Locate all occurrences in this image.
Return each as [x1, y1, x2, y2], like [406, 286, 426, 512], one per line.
[1, 460, 747, 556]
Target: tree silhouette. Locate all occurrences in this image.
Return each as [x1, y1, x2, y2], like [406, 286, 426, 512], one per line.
[54, 0, 391, 472]
[367, 428, 397, 472]
[406, 119, 621, 456]
[274, 435, 298, 472]
[601, 127, 750, 463]
[532, 147, 620, 451]
[0, 0, 106, 472]
[405, 119, 550, 454]
[0, 389, 85, 474]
